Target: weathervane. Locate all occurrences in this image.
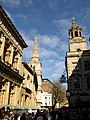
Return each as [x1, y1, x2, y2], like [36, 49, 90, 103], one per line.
[72, 17, 76, 23]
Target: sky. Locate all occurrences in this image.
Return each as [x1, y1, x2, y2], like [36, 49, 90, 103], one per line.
[1, 0, 90, 82]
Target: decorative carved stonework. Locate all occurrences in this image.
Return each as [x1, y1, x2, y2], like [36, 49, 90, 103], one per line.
[0, 20, 23, 54]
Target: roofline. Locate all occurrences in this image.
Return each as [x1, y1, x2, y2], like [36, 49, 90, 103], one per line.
[22, 62, 33, 75]
[0, 5, 28, 48]
[42, 78, 54, 84]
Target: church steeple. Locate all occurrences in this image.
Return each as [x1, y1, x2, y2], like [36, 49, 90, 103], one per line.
[31, 37, 40, 62]
[69, 17, 82, 38]
[28, 37, 42, 107]
[68, 17, 87, 52]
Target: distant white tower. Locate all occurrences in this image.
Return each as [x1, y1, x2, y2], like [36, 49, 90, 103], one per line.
[28, 37, 42, 107]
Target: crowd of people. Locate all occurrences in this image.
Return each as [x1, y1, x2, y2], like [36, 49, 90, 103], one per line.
[0, 106, 48, 120]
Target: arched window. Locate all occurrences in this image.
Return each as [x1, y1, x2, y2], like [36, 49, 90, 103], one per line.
[77, 48, 81, 52]
[79, 32, 81, 37]
[75, 31, 78, 37]
[71, 32, 73, 38]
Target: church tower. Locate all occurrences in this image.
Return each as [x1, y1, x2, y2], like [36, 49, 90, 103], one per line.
[28, 37, 42, 107]
[69, 17, 87, 52]
[66, 18, 88, 79]
[66, 18, 90, 111]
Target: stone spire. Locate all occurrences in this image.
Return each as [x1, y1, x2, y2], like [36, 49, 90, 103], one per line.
[32, 37, 40, 62]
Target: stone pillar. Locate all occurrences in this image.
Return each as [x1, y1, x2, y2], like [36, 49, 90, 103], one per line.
[17, 53, 20, 72]
[14, 86, 18, 105]
[5, 81, 10, 105]
[19, 54, 22, 75]
[0, 33, 5, 60]
[9, 44, 14, 65]
[10, 84, 15, 105]
[5, 44, 14, 66]
[23, 95, 25, 106]
[13, 52, 18, 71]
[1, 90, 4, 105]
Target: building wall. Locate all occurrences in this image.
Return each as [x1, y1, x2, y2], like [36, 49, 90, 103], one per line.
[42, 79, 54, 94]
[66, 18, 90, 107]
[0, 6, 40, 108]
[41, 91, 52, 107]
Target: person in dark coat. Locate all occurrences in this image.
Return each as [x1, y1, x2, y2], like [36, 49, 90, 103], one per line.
[26, 113, 32, 120]
[20, 112, 26, 120]
[34, 109, 40, 120]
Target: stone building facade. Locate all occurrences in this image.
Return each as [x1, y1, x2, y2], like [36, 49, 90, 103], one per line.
[66, 18, 90, 111]
[0, 5, 42, 108]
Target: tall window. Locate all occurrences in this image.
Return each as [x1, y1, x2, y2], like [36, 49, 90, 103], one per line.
[84, 61, 90, 70]
[75, 31, 78, 37]
[74, 78, 80, 89]
[79, 32, 81, 37]
[87, 77, 90, 89]
[71, 32, 73, 38]
[45, 97, 47, 99]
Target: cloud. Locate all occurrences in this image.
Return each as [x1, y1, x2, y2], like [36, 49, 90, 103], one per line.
[39, 47, 59, 58]
[47, 0, 58, 11]
[54, 19, 71, 30]
[51, 61, 65, 80]
[37, 34, 60, 49]
[2, 0, 21, 8]
[1, 0, 33, 8]
[16, 14, 29, 23]
[4, 9, 16, 26]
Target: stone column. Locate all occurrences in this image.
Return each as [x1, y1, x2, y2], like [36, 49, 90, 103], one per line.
[22, 95, 25, 106]
[9, 44, 14, 66]
[5, 48, 11, 65]
[5, 81, 10, 105]
[1, 91, 4, 105]
[16, 53, 21, 72]
[13, 52, 18, 71]
[19, 54, 22, 75]
[5, 44, 14, 66]
[1, 84, 6, 105]
[14, 86, 18, 105]
[0, 33, 5, 61]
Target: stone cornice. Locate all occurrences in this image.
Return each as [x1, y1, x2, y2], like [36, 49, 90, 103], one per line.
[0, 5, 28, 48]
[0, 60, 24, 83]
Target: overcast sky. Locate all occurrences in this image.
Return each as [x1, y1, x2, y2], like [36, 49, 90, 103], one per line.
[1, 0, 90, 81]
